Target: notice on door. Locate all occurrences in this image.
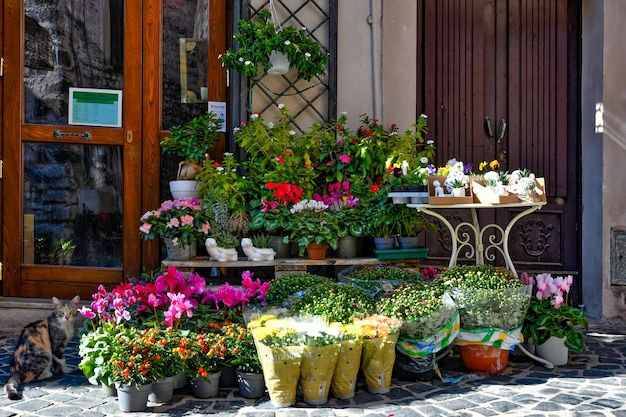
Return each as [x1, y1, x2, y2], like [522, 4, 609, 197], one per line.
[69, 87, 123, 127]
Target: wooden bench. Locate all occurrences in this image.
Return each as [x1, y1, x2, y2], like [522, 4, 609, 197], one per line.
[161, 256, 424, 278]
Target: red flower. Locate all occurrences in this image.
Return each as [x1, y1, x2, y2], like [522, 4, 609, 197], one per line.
[370, 185, 380, 193]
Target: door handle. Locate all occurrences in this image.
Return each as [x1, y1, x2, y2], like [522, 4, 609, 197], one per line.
[497, 119, 507, 143]
[485, 116, 494, 140]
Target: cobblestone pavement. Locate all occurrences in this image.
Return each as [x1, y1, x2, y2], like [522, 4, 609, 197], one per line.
[0, 319, 625, 417]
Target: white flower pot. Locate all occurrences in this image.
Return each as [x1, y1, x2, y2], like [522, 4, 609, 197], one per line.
[451, 187, 466, 197]
[536, 336, 569, 366]
[169, 180, 201, 199]
[268, 50, 290, 75]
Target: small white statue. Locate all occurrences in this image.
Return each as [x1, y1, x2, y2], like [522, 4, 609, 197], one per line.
[241, 238, 276, 261]
[205, 238, 239, 262]
[433, 180, 445, 196]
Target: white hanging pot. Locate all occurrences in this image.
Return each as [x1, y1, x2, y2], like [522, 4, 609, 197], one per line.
[268, 50, 290, 75]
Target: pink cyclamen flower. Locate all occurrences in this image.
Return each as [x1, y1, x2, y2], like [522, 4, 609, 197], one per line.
[79, 306, 95, 319]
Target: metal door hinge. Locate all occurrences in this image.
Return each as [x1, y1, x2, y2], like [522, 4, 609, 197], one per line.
[0, 160, 3, 178]
[0, 57, 4, 77]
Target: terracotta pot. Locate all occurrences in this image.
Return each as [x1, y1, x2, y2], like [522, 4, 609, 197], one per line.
[306, 242, 329, 260]
[457, 344, 509, 374]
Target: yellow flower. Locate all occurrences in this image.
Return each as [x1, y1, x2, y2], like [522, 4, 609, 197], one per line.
[489, 160, 500, 170]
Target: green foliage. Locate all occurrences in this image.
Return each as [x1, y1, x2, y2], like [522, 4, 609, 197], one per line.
[291, 283, 376, 324]
[221, 9, 328, 81]
[161, 112, 222, 164]
[196, 153, 248, 212]
[212, 232, 239, 249]
[264, 273, 333, 306]
[284, 200, 341, 256]
[523, 299, 588, 352]
[251, 233, 272, 248]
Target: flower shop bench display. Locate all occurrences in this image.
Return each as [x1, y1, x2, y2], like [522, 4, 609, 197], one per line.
[407, 201, 546, 277]
[160, 256, 425, 278]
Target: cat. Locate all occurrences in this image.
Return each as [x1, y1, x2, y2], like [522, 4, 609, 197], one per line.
[4, 296, 81, 400]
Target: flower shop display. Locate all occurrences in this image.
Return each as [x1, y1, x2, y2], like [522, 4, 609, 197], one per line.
[355, 314, 403, 394]
[290, 282, 376, 324]
[240, 237, 276, 261]
[299, 321, 343, 405]
[330, 323, 363, 399]
[218, 322, 265, 398]
[220, 9, 328, 81]
[205, 236, 239, 261]
[314, 181, 364, 258]
[338, 265, 426, 299]
[434, 265, 531, 374]
[161, 112, 223, 198]
[248, 315, 305, 407]
[263, 273, 333, 307]
[377, 284, 459, 378]
[284, 199, 340, 258]
[521, 272, 588, 365]
[139, 197, 211, 259]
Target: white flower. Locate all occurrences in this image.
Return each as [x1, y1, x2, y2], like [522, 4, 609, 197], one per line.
[267, 122, 274, 128]
[217, 167, 225, 172]
[305, 52, 311, 58]
[233, 127, 240, 133]
[284, 40, 291, 46]
[519, 177, 537, 191]
[420, 113, 428, 119]
[390, 131, 398, 136]
[224, 152, 233, 157]
[427, 140, 434, 145]
[244, 60, 252, 66]
[341, 111, 348, 115]
[289, 130, 296, 136]
[484, 171, 500, 183]
[278, 103, 285, 109]
[420, 156, 429, 164]
[239, 57, 244, 62]
[251, 113, 259, 120]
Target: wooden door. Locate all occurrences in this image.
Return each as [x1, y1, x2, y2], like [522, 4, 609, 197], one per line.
[1, 1, 229, 299]
[418, 1, 580, 289]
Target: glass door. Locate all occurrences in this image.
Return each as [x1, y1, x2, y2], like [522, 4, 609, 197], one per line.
[2, 0, 143, 298]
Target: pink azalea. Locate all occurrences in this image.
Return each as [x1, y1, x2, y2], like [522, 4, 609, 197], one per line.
[339, 154, 351, 164]
[180, 214, 195, 226]
[139, 223, 152, 234]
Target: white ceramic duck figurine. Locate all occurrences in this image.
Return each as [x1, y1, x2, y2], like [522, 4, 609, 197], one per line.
[241, 238, 276, 261]
[205, 238, 239, 262]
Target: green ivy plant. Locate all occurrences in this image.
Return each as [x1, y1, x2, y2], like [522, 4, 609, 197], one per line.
[220, 9, 329, 81]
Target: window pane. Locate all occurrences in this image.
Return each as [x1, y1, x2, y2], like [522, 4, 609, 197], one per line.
[24, 0, 125, 124]
[23, 143, 123, 267]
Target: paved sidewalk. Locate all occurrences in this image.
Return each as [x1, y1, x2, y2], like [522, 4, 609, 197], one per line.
[0, 316, 625, 416]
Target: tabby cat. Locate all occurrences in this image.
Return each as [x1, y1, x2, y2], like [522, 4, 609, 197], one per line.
[4, 296, 80, 400]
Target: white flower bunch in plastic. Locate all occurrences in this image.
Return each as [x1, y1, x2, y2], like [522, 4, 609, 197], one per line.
[290, 199, 329, 214]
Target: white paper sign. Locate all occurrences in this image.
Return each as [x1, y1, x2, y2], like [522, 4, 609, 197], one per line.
[208, 101, 227, 133]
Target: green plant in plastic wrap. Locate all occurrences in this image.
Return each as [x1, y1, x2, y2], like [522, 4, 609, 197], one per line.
[338, 266, 426, 298]
[264, 273, 333, 307]
[434, 265, 530, 331]
[291, 283, 376, 324]
[377, 283, 456, 339]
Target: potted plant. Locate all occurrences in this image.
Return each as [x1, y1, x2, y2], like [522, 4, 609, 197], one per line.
[160, 112, 223, 198]
[354, 314, 403, 394]
[139, 197, 212, 260]
[392, 204, 430, 249]
[377, 283, 459, 379]
[291, 282, 376, 324]
[220, 322, 265, 398]
[338, 265, 425, 299]
[58, 237, 76, 265]
[284, 199, 340, 259]
[362, 184, 397, 249]
[182, 331, 227, 399]
[263, 272, 333, 307]
[240, 233, 276, 261]
[434, 264, 531, 374]
[521, 272, 588, 365]
[315, 181, 364, 258]
[220, 9, 328, 81]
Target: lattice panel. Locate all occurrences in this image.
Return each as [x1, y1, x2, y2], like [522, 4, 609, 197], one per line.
[247, 0, 335, 129]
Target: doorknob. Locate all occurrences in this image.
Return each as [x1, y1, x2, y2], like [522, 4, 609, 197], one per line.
[497, 119, 507, 143]
[485, 116, 494, 140]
